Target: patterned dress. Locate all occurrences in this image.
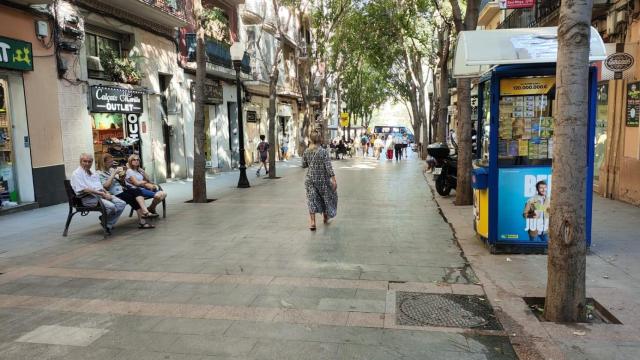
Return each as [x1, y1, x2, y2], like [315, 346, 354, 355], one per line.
[302, 147, 338, 218]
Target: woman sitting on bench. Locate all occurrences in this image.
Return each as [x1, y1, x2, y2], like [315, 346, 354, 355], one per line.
[97, 153, 156, 229]
[125, 154, 167, 215]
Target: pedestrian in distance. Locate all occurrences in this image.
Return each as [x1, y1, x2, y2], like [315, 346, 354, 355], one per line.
[280, 133, 289, 161]
[256, 135, 270, 176]
[394, 133, 403, 161]
[302, 130, 338, 231]
[386, 135, 395, 160]
[374, 135, 384, 159]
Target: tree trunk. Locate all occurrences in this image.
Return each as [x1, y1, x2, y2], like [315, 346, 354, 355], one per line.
[436, 26, 450, 143]
[450, 0, 479, 206]
[268, 70, 278, 178]
[544, 0, 592, 323]
[455, 78, 473, 205]
[192, 0, 207, 203]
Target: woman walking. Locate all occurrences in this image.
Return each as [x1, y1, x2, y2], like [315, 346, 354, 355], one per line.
[302, 130, 338, 231]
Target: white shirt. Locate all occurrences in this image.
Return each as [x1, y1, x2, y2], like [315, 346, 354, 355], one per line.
[70, 166, 104, 195]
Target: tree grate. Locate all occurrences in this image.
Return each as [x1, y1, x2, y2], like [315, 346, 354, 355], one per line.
[396, 292, 502, 330]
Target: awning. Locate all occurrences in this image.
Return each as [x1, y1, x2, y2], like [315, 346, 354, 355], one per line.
[453, 27, 607, 78]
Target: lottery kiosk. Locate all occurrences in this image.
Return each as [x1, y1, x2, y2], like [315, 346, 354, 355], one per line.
[453, 27, 606, 252]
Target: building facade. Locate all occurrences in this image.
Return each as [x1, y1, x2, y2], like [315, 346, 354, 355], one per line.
[0, 0, 66, 210]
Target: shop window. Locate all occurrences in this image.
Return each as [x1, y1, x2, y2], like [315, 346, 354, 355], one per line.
[92, 113, 140, 167]
[0, 79, 17, 207]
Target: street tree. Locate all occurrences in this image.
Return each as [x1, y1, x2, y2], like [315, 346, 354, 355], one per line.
[192, 2, 230, 202]
[544, 0, 593, 323]
[450, 0, 479, 206]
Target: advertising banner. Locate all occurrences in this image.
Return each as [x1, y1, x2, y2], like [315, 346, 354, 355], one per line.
[626, 82, 640, 127]
[500, 77, 556, 96]
[499, 0, 535, 9]
[497, 167, 552, 244]
[340, 113, 349, 127]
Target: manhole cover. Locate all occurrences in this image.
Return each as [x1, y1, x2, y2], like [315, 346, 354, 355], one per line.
[396, 292, 502, 330]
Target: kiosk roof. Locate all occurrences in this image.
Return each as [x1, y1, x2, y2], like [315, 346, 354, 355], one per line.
[453, 27, 606, 78]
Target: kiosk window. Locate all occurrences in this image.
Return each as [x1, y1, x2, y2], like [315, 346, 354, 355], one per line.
[498, 76, 555, 166]
[479, 81, 491, 164]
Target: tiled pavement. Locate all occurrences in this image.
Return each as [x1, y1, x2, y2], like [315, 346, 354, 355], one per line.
[0, 156, 516, 359]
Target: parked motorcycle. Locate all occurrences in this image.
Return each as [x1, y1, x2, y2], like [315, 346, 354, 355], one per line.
[427, 143, 457, 196]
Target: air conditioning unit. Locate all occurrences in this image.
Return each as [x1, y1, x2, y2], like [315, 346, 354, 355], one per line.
[617, 10, 628, 26]
[606, 11, 617, 34]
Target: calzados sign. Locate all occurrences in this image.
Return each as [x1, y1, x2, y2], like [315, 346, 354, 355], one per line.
[90, 86, 144, 113]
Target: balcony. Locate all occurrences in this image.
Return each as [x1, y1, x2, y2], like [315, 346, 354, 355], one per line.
[478, 0, 501, 27]
[241, 0, 266, 25]
[498, 0, 560, 29]
[186, 35, 251, 74]
[85, 0, 188, 28]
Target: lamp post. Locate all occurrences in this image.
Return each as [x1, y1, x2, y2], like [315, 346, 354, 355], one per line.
[230, 42, 250, 188]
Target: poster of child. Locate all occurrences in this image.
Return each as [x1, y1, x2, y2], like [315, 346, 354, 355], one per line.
[522, 180, 550, 242]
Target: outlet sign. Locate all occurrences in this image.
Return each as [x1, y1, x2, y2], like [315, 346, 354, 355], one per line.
[0, 37, 33, 71]
[89, 85, 144, 114]
[499, 0, 535, 9]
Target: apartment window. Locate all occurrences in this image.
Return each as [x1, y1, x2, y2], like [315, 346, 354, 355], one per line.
[86, 29, 123, 80]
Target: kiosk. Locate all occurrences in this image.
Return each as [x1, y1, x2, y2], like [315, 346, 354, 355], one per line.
[453, 27, 607, 253]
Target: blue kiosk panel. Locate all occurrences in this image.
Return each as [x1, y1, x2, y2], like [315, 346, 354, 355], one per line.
[475, 64, 595, 249]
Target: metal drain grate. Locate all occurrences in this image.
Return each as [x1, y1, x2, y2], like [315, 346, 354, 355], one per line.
[396, 292, 502, 330]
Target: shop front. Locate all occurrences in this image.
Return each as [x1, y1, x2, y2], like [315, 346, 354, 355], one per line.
[88, 85, 144, 167]
[0, 35, 36, 210]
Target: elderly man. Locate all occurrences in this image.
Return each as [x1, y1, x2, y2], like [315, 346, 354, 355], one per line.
[70, 153, 126, 233]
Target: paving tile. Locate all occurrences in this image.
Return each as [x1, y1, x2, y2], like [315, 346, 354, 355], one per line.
[15, 325, 109, 347]
[248, 339, 338, 360]
[151, 318, 232, 335]
[169, 334, 256, 357]
[317, 298, 386, 313]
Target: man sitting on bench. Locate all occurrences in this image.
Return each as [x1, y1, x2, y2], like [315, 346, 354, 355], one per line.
[70, 153, 126, 233]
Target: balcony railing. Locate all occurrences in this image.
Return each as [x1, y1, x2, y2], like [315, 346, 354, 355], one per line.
[186, 35, 251, 74]
[498, 0, 561, 29]
[140, 0, 186, 20]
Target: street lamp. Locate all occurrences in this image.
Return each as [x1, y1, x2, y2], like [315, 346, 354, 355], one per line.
[230, 42, 250, 188]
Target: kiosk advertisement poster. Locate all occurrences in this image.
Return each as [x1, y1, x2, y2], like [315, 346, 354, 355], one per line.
[498, 168, 552, 243]
[626, 82, 640, 127]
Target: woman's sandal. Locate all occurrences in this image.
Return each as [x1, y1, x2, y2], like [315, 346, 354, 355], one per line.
[142, 212, 159, 219]
[309, 225, 316, 231]
[138, 223, 155, 229]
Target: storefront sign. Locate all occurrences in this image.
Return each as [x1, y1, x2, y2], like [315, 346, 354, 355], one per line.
[500, 77, 556, 96]
[498, 0, 535, 9]
[626, 82, 640, 127]
[246, 110, 257, 123]
[190, 82, 223, 104]
[126, 113, 140, 139]
[89, 86, 144, 113]
[340, 112, 349, 127]
[605, 52, 634, 72]
[498, 168, 552, 243]
[0, 37, 33, 71]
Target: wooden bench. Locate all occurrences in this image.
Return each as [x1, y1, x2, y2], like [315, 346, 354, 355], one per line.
[62, 180, 110, 238]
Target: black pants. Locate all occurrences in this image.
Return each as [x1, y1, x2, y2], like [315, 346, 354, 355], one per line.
[394, 144, 403, 161]
[116, 188, 144, 210]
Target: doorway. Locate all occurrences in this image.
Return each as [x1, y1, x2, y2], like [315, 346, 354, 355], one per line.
[160, 74, 172, 178]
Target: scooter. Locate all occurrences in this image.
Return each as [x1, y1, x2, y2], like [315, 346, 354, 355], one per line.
[427, 143, 457, 196]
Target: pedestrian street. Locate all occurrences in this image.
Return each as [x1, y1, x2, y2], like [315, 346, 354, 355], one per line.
[0, 156, 516, 359]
